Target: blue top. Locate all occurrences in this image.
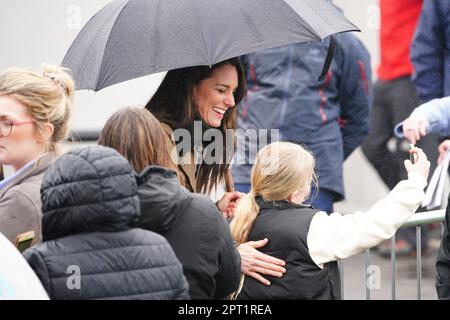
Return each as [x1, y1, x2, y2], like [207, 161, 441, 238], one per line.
[411, 0, 450, 102]
[394, 96, 450, 138]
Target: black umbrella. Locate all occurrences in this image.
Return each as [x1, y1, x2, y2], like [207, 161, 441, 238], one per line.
[62, 0, 358, 91]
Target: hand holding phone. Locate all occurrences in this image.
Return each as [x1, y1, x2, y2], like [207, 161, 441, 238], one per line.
[404, 147, 430, 181]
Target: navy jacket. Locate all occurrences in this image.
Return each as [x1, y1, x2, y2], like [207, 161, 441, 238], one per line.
[411, 0, 450, 101]
[233, 32, 372, 200]
[24, 146, 189, 300]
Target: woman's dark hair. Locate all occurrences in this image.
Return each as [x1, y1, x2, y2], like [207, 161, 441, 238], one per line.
[98, 107, 183, 183]
[145, 58, 246, 194]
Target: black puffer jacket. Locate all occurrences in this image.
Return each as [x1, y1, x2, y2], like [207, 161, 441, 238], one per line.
[136, 166, 240, 299]
[24, 146, 189, 300]
[436, 193, 450, 299]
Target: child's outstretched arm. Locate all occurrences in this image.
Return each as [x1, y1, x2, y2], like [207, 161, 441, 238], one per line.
[307, 148, 430, 268]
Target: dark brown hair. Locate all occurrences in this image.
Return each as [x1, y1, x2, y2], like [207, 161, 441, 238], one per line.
[145, 58, 246, 193]
[98, 107, 181, 181]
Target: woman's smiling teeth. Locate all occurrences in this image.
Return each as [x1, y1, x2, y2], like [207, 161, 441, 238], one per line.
[212, 106, 226, 115]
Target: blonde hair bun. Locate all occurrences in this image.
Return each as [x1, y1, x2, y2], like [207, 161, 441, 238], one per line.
[41, 64, 75, 99]
[0, 64, 75, 153]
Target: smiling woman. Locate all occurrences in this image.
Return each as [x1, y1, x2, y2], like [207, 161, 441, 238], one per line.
[145, 58, 246, 212]
[0, 65, 74, 245]
[193, 64, 238, 128]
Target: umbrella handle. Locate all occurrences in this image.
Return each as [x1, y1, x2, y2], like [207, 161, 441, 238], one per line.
[318, 35, 336, 82]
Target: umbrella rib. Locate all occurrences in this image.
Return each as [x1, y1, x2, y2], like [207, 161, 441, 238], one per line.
[283, 1, 322, 40]
[95, 0, 131, 91]
[190, 1, 211, 65]
[283, 0, 358, 40]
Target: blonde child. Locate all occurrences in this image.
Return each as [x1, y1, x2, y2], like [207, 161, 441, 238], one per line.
[230, 141, 429, 299]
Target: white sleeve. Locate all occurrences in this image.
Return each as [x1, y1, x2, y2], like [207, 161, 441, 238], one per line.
[307, 172, 427, 268]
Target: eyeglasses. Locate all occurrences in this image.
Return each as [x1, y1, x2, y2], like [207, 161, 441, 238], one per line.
[0, 119, 35, 137]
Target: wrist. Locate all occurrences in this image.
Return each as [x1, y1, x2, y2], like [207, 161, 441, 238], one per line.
[215, 200, 222, 212]
[407, 171, 428, 187]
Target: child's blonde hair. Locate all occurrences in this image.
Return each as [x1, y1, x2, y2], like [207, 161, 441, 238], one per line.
[229, 142, 316, 299]
[230, 141, 317, 245]
[0, 64, 74, 154]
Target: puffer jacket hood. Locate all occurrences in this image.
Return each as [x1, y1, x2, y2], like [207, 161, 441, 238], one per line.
[136, 166, 189, 233]
[41, 146, 140, 241]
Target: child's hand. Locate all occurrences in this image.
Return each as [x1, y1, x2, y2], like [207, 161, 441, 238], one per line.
[404, 147, 430, 181]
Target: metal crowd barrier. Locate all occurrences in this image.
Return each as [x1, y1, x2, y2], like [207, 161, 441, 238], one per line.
[340, 209, 446, 300]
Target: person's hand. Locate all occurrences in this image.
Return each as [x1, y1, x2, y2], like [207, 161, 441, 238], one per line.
[402, 116, 428, 144]
[404, 147, 430, 181]
[237, 239, 286, 286]
[437, 140, 450, 165]
[216, 191, 244, 219]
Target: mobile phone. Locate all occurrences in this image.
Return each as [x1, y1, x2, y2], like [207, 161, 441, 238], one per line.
[409, 144, 416, 164]
[15, 231, 35, 253]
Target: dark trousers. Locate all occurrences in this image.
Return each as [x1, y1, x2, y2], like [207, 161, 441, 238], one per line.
[362, 77, 439, 248]
[362, 77, 439, 189]
[436, 193, 450, 299]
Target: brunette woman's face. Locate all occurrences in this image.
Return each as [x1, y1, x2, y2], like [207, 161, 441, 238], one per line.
[0, 95, 44, 171]
[193, 64, 238, 128]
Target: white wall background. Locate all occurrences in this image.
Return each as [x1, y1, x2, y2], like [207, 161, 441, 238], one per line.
[0, 0, 389, 210]
[0, 0, 166, 132]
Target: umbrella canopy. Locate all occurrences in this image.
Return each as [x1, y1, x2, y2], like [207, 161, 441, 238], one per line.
[62, 0, 358, 91]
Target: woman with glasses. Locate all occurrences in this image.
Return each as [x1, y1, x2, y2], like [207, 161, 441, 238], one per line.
[0, 65, 74, 245]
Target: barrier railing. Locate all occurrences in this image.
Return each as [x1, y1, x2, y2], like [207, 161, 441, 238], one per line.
[340, 209, 445, 300]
